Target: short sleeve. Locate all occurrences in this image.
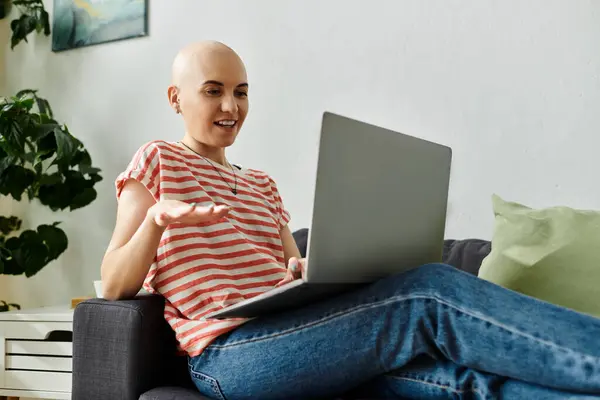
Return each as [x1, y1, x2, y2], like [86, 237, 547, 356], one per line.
[115, 142, 161, 201]
[268, 175, 291, 230]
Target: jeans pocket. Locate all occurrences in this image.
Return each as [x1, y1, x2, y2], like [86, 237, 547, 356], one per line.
[188, 364, 228, 400]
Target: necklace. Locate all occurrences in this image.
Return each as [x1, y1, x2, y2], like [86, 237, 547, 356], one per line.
[179, 141, 238, 195]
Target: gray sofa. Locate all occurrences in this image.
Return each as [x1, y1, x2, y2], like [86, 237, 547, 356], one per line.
[71, 230, 491, 400]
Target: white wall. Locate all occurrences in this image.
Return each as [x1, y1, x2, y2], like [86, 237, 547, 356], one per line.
[1, 0, 599, 309]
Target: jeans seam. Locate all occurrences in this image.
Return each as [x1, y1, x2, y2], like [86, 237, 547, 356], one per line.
[388, 375, 488, 397]
[187, 360, 228, 400]
[207, 292, 594, 360]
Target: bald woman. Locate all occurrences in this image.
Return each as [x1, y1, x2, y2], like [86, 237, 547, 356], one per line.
[101, 41, 600, 400]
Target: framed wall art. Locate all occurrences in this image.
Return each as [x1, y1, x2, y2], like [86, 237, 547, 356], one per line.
[52, 0, 148, 52]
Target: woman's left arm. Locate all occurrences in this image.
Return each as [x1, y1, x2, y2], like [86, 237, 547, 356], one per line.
[280, 225, 302, 264]
[275, 225, 306, 285]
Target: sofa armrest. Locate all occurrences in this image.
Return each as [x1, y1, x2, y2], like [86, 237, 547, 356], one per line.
[72, 295, 186, 400]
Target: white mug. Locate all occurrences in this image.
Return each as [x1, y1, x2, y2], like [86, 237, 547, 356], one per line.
[93, 280, 103, 298]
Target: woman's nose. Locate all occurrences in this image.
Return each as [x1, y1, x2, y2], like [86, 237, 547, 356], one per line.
[220, 94, 238, 113]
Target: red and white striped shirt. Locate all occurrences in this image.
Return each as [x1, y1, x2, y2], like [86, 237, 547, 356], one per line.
[115, 140, 290, 356]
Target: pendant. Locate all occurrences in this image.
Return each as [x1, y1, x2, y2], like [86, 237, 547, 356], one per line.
[232, 189, 237, 195]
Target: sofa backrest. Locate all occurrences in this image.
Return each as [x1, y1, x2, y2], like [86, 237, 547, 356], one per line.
[443, 239, 491, 275]
[292, 228, 491, 276]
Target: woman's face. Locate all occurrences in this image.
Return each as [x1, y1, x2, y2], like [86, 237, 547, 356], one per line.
[173, 48, 249, 149]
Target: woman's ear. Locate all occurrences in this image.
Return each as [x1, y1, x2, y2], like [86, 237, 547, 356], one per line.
[167, 85, 181, 114]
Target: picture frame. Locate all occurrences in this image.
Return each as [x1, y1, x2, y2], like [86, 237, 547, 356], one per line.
[52, 0, 148, 52]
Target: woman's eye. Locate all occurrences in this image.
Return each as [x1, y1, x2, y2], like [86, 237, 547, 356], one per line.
[206, 89, 221, 95]
[236, 91, 248, 98]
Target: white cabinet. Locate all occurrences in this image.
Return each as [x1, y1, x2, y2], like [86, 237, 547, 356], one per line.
[0, 306, 73, 399]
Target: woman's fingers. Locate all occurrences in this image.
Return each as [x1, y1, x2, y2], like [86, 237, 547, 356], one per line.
[155, 202, 230, 227]
[288, 257, 302, 279]
[196, 204, 230, 220]
[171, 202, 198, 218]
[275, 273, 294, 287]
[154, 211, 171, 227]
[212, 204, 230, 215]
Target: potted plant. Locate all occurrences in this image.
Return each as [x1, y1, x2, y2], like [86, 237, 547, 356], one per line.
[0, 90, 102, 310]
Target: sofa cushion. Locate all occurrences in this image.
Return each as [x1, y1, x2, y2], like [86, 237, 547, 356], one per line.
[478, 194, 600, 317]
[140, 387, 212, 400]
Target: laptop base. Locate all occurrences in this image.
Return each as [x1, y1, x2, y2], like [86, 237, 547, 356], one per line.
[205, 280, 361, 319]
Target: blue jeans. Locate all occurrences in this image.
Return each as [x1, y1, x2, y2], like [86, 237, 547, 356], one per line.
[188, 264, 600, 399]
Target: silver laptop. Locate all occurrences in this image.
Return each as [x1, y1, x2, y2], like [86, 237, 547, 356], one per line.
[206, 111, 452, 319]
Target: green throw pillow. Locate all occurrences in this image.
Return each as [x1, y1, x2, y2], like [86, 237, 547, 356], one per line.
[478, 194, 600, 317]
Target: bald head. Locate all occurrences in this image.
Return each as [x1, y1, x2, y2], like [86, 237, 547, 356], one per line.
[171, 41, 246, 87]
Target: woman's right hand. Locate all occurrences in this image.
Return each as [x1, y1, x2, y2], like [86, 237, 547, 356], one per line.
[149, 200, 230, 227]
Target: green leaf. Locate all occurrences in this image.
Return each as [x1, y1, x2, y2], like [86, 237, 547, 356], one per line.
[70, 149, 91, 167]
[2, 237, 24, 275]
[0, 242, 8, 275]
[88, 173, 103, 185]
[19, 98, 35, 110]
[0, 216, 22, 235]
[19, 230, 48, 277]
[1, 102, 15, 113]
[0, 165, 35, 201]
[0, 300, 19, 312]
[12, 0, 40, 5]
[40, 9, 50, 36]
[39, 172, 62, 186]
[70, 187, 97, 210]
[30, 123, 57, 141]
[0, 222, 66, 278]
[38, 181, 70, 211]
[53, 128, 79, 166]
[0, 118, 26, 155]
[0, 227, 60, 278]
[9, 11, 40, 50]
[36, 128, 57, 162]
[4, 236, 20, 251]
[37, 224, 68, 261]
[7, 230, 47, 277]
[22, 152, 35, 164]
[79, 164, 102, 175]
[71, 149, 102, 175]
[37, 169, 101, 211]
[0, 238, 7, 250]
[33, 161, 43, 175]
[65, 170, 96, 210]
[9, 18, 21, 35]
[2, 259, 22, 275]
[64, 169, 87, 186]
[0, 147, 17, 176]
[15, 89, 37, 99]
[35, 96, 53, 118]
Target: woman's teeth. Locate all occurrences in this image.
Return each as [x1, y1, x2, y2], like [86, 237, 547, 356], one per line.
[215, 120, 236, 127]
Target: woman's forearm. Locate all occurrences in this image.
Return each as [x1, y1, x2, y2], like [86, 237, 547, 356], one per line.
[100, 212, 165, 300]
